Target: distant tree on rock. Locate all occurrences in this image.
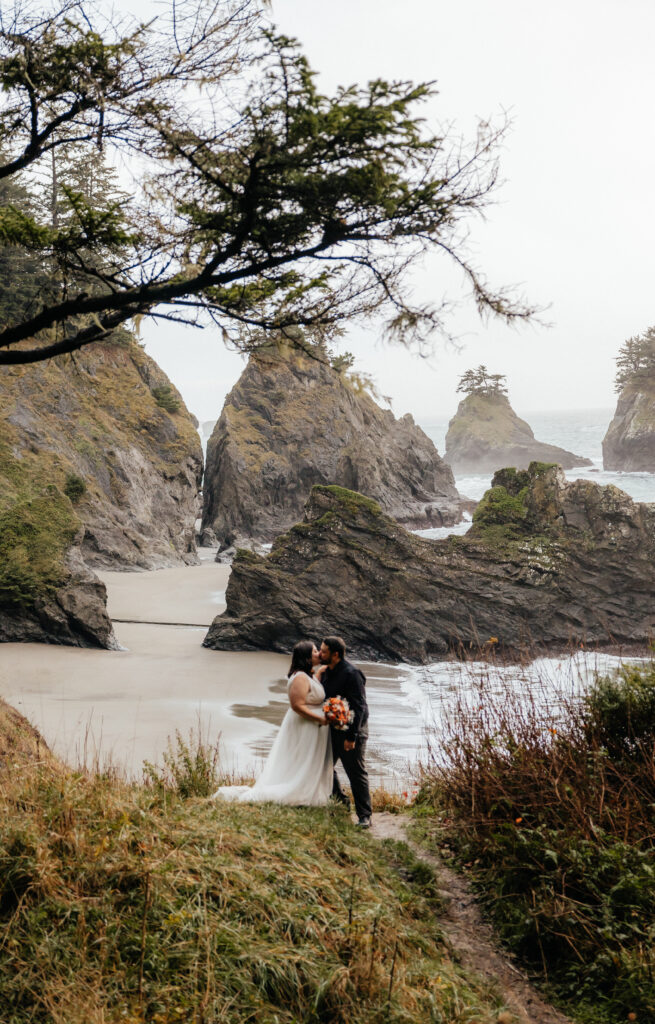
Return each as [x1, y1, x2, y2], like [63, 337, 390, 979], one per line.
[614, 328, 655, 392]
[456, 365, 508, 397]
[0, 0, 537, 366]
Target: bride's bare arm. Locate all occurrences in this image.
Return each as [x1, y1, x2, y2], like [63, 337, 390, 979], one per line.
[289, 674, 327, 724]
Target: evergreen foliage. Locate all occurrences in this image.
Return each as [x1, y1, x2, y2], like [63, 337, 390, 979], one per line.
[614, 327, 655, 392]
[152, 385, 181, 413]
[456, 365, 508, 397]
[0, 0, 536, 365]
[63, 473, 86, 503]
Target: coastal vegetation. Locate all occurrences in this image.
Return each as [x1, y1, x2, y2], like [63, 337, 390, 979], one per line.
[0, 724, 511, 1024]
[416, 661, 655, 1023]
[0, 0, 535, 367]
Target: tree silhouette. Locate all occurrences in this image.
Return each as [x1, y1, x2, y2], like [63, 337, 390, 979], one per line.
[0, 0, 536, 365]
[456, 365, 508, 397]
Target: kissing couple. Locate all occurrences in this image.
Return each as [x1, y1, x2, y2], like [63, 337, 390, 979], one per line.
[212, 636, 372, 828]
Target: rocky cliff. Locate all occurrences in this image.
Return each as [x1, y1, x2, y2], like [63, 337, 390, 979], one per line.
[204, 467, 655, 663]
[445, 393, 592, 474]
[0, 334, 202, 646]
[603, 381, 655, 471]
[202, 344, 466, 547]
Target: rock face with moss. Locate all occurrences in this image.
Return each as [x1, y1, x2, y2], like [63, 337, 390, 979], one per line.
[603, 379, 655, 471]
[1, 336, 202, 571]
[0, 336, 202, 646]
[204, 467, 655, 663]
[445, 393, 592, 474]
[201, 345, 466, 548]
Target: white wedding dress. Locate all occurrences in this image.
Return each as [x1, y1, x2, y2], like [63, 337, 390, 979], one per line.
[212, 672, 333, 805]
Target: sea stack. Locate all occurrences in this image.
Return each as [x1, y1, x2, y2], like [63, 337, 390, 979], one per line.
[0, 333, 203, 647]
[202, 338, 467, 548]
[204, 466, 655, 663]
[603, 329, 655, 471]
[444, 367, 591, 474]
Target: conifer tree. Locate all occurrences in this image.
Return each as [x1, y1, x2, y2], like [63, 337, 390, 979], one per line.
[614, 328, 655, 392]
[456, 365, 508, 397]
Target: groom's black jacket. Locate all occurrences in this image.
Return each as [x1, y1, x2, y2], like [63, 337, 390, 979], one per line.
[322, 658, 368, 742]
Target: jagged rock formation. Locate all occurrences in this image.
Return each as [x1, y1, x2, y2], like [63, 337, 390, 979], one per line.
[445, 393, 592, 474]
[0, 334, 202, 647]
[204, 467, 655, 663]
[202, 345, 466, 547]
[603, 381, 655, 471]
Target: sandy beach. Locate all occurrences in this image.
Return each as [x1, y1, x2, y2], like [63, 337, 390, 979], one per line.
[0, 550, 424, 785]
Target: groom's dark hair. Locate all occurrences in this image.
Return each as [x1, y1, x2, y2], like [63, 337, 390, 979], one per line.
[322, 636, 346, 660]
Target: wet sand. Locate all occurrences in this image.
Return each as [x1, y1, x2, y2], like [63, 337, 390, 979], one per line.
[0, 551, 424, 784]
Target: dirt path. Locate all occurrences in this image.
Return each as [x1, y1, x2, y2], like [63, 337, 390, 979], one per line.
[371, 813, 572, 1024]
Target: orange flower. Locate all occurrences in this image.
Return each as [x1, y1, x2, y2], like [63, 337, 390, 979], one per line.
[515, 817, 523, 824]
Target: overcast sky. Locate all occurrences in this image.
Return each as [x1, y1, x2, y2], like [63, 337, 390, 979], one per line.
[135, 0, 655, 422]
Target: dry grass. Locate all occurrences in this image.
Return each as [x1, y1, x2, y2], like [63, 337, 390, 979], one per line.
[0, 752, 511, 1024]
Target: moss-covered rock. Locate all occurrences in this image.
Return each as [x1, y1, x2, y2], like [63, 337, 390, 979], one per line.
[202, 344, 467, 547]
[0, 335, 202, 645]
[204, 467, 655, 663]
[445, 393, 592, 474]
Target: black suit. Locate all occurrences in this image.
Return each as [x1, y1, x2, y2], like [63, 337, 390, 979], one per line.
[322, 658, 371, 820]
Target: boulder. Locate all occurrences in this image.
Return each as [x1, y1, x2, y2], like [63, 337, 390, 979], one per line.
[603, 382, 655, 471]
[0, 529, 116, 648]
[445, 393, 592, 474]
[201, 343, 467, 546]
[204, 467, 655, 663]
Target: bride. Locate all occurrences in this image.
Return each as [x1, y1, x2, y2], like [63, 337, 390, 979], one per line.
[211, 640, 333, 805]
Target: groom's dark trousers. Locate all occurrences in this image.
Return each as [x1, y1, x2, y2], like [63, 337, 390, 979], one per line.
[330, 732, 372, 821]
[322, 657, 372, 821]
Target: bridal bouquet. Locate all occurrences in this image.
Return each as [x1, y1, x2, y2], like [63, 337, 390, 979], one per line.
[322, 696, 354, 731]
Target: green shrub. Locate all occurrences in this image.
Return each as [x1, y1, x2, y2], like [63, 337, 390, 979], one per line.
[418, 660, 655, 1022]
[63, 472, 86, 503]
[585, 662, 655, 757]
[143, 726, 221, 798]
[152, 384, 181, 413]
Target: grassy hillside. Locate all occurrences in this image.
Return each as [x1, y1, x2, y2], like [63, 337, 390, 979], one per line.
[0, 759, 510, 1024]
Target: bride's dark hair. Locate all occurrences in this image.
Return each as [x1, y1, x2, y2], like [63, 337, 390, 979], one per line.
[287, 640, 315, 678]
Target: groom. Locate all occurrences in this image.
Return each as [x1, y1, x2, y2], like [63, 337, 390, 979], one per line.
[319, 636, 372, 828]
